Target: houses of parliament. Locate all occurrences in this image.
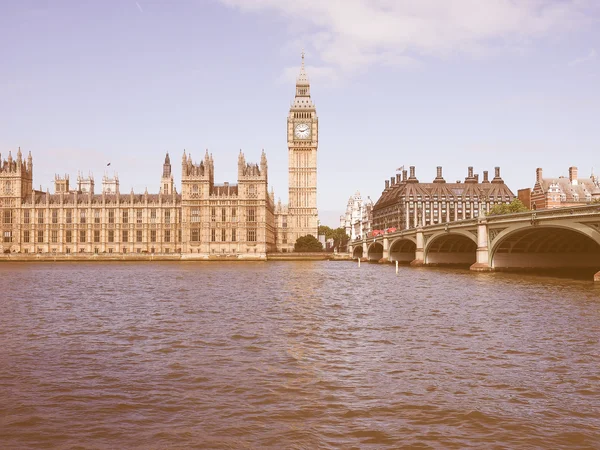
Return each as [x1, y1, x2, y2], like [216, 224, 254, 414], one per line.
[0, 55, 319, 258]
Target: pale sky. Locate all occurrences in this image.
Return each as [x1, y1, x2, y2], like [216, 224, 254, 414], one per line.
[1, 1, 599, 227]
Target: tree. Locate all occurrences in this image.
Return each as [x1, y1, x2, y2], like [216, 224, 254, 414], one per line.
[318, 225, 333, 236]
[317, 226, 350, 251]
[294, 235, 323, 252]
[488, 199, 529, 216]
[330, 227, 350, 252]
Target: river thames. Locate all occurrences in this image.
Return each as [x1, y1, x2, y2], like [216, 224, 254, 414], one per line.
[1, 262, 599, 449]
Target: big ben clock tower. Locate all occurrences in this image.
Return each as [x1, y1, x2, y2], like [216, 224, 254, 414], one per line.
[287, 51, 318, 243]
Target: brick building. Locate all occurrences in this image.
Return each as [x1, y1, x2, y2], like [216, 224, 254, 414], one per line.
[372, 166, 515, 231]
[530, 166, 600, 210]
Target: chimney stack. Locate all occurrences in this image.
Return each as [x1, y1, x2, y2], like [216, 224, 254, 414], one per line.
[390, 176, 395, 186]
[402, 169, 408, 182]
[396, 173, 401, 184]
[569, 166, 578, 185]
[483, 171, 489, 183]
[475, 174, 479, 183]
[433, 166, 445, 183]
[465, 166, 476, 183]
[385, 180, 390, 189]
[536, 168, 543, 183]
[491, 166, 503, 184]
[407, 166, 419, 183]
[407, 166, 418, 183]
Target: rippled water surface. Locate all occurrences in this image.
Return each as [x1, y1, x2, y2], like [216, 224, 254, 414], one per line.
[1, 262, 599, 449]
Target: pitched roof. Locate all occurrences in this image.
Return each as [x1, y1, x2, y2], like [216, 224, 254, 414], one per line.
[374, 181, 515, 211]
[535, 177, 599, 201]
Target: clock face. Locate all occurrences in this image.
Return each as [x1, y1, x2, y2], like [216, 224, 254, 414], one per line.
[294, 123, 311, 139]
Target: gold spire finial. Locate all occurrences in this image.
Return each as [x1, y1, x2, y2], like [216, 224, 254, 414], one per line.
[301, 49, 305, 69]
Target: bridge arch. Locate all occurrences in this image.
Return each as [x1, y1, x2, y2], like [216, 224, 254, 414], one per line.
[389, 237, 416, 263]
[490, 224, 600, 271]
[424, 232, 477, 266]
[352, 245, 363, 259]
[367, 241, 384, 262]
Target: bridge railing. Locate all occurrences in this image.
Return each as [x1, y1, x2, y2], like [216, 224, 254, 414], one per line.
[352, 204, 600, 244]
[485, 203, 600, 223]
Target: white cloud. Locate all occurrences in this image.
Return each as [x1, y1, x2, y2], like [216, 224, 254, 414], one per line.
[220, 0, 596, 77]
[568, 48, 597, 66]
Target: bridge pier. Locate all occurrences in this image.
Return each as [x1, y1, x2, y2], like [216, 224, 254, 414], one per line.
[410, 227, 425, 266]
[470, 217, 493, 272]
[353, 205, 600, 277]
[380, 237, 390, 263]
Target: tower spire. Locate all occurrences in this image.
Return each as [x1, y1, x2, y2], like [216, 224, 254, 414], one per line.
[296, 49, 309, 87]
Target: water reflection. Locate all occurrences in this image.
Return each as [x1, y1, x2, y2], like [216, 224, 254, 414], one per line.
[0, 262, 598, 449]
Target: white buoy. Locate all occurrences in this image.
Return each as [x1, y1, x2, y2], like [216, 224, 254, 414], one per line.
[395, 260, 399, 274]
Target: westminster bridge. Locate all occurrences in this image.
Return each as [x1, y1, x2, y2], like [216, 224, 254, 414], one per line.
[348, 204, 600, 281]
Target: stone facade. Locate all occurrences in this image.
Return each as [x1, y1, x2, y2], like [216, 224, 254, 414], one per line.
[0, 54, 318, 258]
[372, 166, 515, 231]
[0, 149, 276, 257]
[0, 151, 181, 255]
[340, 191, 373, 240]
[530, 166, 600, 210]
[180, 149, 275, 257]
[275, 51, 319, 252]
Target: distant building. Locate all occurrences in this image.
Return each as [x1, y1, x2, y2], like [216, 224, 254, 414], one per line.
[0, 149, 275, 256]
[340, 191, 373, 240]
[0, 53, 320, 257]
[372, 166, 515, 231]
[517, 188, 532, 209]
[530, 166, 600, 210]
[274, 51, 319, 252]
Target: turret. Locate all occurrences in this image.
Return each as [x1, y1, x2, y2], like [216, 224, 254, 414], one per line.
[1, 148, 33, 200]
[54, 174, 70, 193]
[16, 147, 22, 172]
[238, 150, 246, 178]
[77, 172, 95, 194]
[260, 149, 268, 182]
[182, 150, 188, 176]
[163, 152, 171, 178]
[102, 172, 119, 195]
[160, 152, 174, 195]
[181, 150, 214, 200]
